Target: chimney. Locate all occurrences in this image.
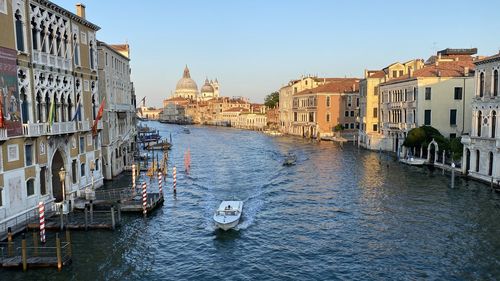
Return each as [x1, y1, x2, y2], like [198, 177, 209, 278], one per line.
[352, 83, 356, 92]
[364, 69, 368, 78]
[76, 3, 86, 19]
[464, 67, 469, 76]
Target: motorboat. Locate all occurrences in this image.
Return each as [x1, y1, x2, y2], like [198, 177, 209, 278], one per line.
[213, 201, 243, 231]
[283, 153, 297, 166]
[182, 126, 190, 134]
[400, 157, 426, 166]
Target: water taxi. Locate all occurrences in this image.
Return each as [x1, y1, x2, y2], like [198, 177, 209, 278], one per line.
[213, 201, 243, 231]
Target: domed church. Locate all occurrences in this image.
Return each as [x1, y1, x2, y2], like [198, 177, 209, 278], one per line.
[173, 66, 219, 101]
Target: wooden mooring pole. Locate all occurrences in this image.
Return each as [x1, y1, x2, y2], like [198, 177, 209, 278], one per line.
[84, 207, 88, 231]
[111, 206, 116, 230]
[65, 230, 72, 258]
[56, 233, 62, 271]
[7, 227, 13, 256]
[33, 231, 38, 256]
[21, 233, 27, 271]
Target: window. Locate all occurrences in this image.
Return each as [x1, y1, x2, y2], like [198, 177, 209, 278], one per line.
[0, 0, 6, 14]
[81, 163, 86, 177]
[350, 111, 354, 117]
[494, 70, 498, 97]
[73, 33, 80, 66]
[344, 111, 349, 117]
[14, 10, 25, 52]
[293, 112, 297, 122]
[373, 108, 378, 118]
[373, 124, 378, 132]
[326, 96, 330, 107]
[79, 136, 85, 153]
[399, 70, 403, 77]
[350, 123, 355, 129]
[40, 167, 47, 195]
[413, 87, 417, 101]
[25, 144, 33, 166]
[392, 70, 397, 78]
[454, 87, 463, 100]
[489, 152, 494, 176]
[476, 150, 480, 172]
[450, 109, 457, 126]
[31, 20, 38, 50]
[72, 160, 77, 184]
[425, 87, 431, 100]
[0, 188, 2, 207]
[7, 144, 19, 162]
[492, 111, 497, 138]
[326, 113, 330, 122]
[26, 179, 35, 197]
[424, 110, 431, 125]
[308, 112, 314, 122]
[450, 133, 456, 139]
[344, 123, 349, 129]
[479, 72, 484, 97]
[356, 98, 359, 107]
[477, 111, 482, 137]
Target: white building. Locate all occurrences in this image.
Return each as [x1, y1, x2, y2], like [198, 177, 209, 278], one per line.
[97, 41, 136, 180]
[462, 52, 500, 183]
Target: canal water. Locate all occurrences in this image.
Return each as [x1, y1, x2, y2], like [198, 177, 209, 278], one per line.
[4, 121, 500, 280]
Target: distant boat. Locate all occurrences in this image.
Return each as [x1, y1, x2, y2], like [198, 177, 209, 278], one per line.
[400, 157, 426, 166]
[283, 153, 297, 166]
[213, 200, 243, 231]
[182, 126, 190, 134]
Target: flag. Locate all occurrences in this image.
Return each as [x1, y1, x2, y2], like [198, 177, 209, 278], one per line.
[71, 95, 81, 121]
[47, 93, 55, 126]
[92, 97, 105, 135]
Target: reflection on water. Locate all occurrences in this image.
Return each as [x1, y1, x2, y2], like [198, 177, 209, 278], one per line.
[4, 122, 500, 280]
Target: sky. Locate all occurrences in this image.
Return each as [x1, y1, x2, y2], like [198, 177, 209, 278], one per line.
[54, 0, 500, 107]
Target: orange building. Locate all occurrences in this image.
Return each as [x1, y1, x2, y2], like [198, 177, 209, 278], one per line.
[291, 79, 360, 138]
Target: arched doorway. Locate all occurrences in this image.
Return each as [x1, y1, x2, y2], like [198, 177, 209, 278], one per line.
[51, 150, 65, 202]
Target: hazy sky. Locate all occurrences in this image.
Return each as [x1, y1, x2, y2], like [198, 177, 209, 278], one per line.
[55, 0, 500, 107]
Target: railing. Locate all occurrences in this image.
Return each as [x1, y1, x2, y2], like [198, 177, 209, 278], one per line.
[22, 123, 46, 137]
[47, 121, 76, 135]
[0, 201, 55, 241]
[94, 187, 133, 202]
[33, 50, 72, 71]
[0, 128, 7, 140]
[77, 120, 90, 131]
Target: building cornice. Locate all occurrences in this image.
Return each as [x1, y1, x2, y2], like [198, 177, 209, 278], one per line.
[33, 0, 101, 31]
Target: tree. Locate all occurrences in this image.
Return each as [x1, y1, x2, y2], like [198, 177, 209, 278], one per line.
[264, 92, 279, 108]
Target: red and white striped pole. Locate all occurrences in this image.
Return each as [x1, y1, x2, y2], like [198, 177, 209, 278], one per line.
[142, 182, 147, 217]
[132, 163, 136, 195]
[173, 166, 177, 194]
[158, 171, 163, 197]
[38, 201, 46, 243]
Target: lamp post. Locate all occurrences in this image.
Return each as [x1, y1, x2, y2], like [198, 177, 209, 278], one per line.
[90, 161, 95, 191]
[58, 167, 66, 202]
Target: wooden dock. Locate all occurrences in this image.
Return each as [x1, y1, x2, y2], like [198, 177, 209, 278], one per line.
[121, 193, 164, 213]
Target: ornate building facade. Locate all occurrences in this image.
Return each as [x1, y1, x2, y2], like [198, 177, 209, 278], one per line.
[0, 1, 103, 223]
[462, 52, 500, 183]
[97, 41, 136, 180]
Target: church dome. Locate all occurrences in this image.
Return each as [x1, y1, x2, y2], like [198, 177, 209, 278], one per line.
[175, 66, 198, 92]
[201, 78, 214, 93]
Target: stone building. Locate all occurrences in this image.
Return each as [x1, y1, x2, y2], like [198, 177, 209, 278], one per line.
[461, 52, 500, 183]
[379, 48, 477, 153]
[97, 41, 136, 180]
[0, 1, 102, 223]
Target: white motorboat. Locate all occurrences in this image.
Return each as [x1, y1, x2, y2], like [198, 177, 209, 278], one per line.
[213, 200, 243, 231]
[400, 157, 426, 166]
[182, 126, 190, 134]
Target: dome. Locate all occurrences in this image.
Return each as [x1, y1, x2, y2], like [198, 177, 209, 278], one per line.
[175, 66, 198, 92]
[201, 78, 214, 93]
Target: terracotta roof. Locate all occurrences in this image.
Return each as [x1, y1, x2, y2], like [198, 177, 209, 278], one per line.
[367, 70, 385, 78]
[165, 97, 189, 102]
[109, 44, 130, 58]
[294, 78, 359, 96]
[475, 52, 500, 65]
[223, 107, 249, 113]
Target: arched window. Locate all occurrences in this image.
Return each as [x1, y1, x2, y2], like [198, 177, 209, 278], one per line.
[494, 70, 499, 97]
[53, 94, 58, 122]
[479, 72, 485, 97]
[67, 95, 72, 121]
[477, 111, 482, 137]
[492, 111, 497, 138]
[36, 91, 42, 122]
[326, 113, 330, 122]
[20, 88, 29, 124]
[73, 33, 80, 65]
[26, 178, 35, 196]
[31, 17, 38, 50]
[40, 22, 46, 52]
[476, 150, 480, 173]
[15, 10, 24, 52]
[488, 152, 494, 176]
[326, 96, 330, 107]
[56, 31, 62, 56]
[89, 41, 95, 69]
[60, 94, 66, 122]
[44, 92, 50, 122]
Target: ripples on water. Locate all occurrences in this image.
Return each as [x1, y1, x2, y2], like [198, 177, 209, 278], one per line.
[6, 122, 500, 280]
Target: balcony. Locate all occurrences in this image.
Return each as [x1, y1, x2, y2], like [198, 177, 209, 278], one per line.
[47, 121, 76, 135]
[22, 123, 46, 137]
[77, 120, 91, 132]
[33, 50, 71, 71]
[0, 128, 7, 141]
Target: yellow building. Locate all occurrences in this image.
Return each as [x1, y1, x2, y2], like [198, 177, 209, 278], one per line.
[0, 1, 102, 225]
[359, 59, 424, 150]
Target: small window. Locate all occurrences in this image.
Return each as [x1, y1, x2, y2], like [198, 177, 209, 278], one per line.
[344, 111, 349, 117]
[399, 70, 404, 77]
[425, 88, 432, 100]
[424, 110, 431, 125]
[72, 160, 77, 184]
[454, 87, 463, 100]
[0, 188, 3, 207]
[326, 96, 330, 107]
[392, 70, 397, 77]
[26, 179, 35, 197]
[350, 123, 355, 129]
[40, 167, 47, 195]
[25, 144, 33, 166]
[350, 111, 354, 117]
[81, 163, 86, 177]
[79, 137, 85, 153]
[373, 107, 378, 118]
[373, 124, 378, 132]
[344, 123, 349, 129]
[450, 133, 457, 139]
[450, 109, 457, 126]
[326, 113, 330, 122]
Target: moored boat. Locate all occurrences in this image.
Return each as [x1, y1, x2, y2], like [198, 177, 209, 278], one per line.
[213, 201, 243, 231]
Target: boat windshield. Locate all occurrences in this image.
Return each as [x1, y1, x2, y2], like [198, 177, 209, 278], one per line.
[217, 210, 237, 216]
